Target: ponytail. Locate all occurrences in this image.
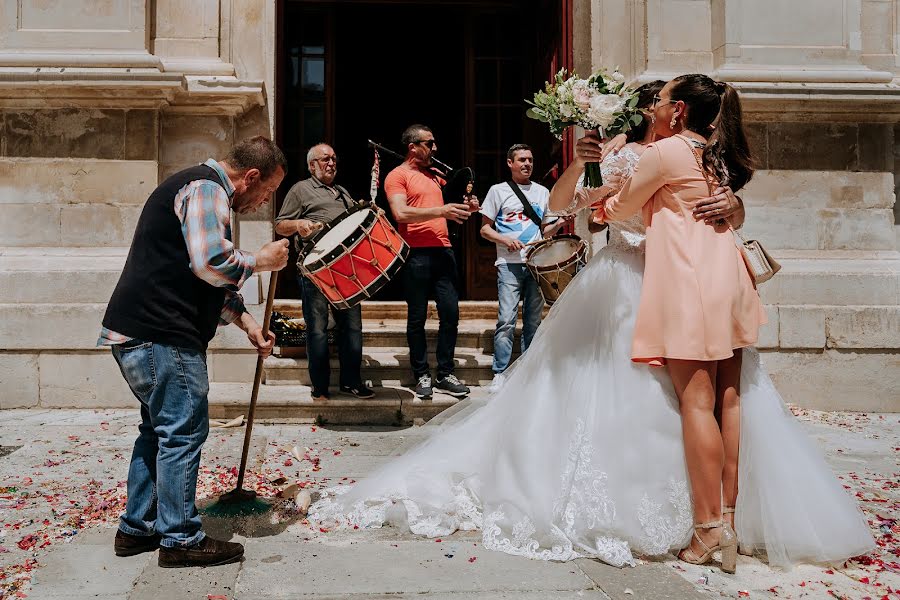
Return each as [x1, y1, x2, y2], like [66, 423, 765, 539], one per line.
[704, 83, 753, 191]
[670, 74, 755, 192]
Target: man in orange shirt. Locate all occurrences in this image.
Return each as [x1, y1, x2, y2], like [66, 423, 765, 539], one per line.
[385, 124, 476, 399]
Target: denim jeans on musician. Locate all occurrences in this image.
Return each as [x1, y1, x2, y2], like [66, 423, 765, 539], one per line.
[492, 262, 544, 374]
[403, 248, 460, 378]
[112, 340, 209, 548]
[300, 276, 363, 393]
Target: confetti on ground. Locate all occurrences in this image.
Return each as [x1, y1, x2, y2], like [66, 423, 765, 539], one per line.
[0, 408, 897, 600]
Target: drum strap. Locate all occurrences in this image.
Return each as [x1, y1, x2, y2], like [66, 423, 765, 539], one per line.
[334, 186, 353, 210]
[506, 181, 543, 228]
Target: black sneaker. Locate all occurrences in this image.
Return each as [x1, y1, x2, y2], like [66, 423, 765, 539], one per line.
[340, 384, 375, 399]
[435, 374, 470, 397]
[414, 374, 433, 399]
[311, 389, 330, 401]
[158, 535, 244, 568]
[114, 529, 161, 557]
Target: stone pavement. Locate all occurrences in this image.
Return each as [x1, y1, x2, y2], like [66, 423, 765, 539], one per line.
[0, 405, 897, 600]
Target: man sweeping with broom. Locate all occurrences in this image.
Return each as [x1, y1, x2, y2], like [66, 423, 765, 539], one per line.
[98, 136, 289, 568]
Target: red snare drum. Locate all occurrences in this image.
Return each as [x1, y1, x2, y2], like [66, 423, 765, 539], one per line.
[298, 204, 409, 309]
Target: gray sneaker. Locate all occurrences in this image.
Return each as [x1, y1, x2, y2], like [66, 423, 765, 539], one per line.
[415, 374, 433, 399]
[435, 374, 470, 397]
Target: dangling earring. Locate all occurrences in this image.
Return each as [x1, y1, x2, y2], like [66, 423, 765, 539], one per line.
[670, 114, 679, 130]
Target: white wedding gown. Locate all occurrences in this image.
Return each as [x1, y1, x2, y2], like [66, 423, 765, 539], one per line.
[310, 149, 874, 569]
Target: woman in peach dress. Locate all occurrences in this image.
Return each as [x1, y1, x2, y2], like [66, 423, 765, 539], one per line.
[592, 74, 771, 573]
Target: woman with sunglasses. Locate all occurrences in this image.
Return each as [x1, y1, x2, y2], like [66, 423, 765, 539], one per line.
[589, 74, 873, 572]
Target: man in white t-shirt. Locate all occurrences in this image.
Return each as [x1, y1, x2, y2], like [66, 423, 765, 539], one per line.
[479, 144, 572, 391]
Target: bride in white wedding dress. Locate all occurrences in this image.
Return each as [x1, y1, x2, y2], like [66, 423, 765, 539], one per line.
[310, 82, 874, 570]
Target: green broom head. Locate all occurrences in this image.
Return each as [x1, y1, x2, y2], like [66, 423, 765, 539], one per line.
[201, 487, 272, 518]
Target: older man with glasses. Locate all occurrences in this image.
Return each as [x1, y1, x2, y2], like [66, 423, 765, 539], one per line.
[275, 143, 374, 401]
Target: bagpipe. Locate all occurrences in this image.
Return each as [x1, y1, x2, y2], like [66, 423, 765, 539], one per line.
[366, 139, 476, 203]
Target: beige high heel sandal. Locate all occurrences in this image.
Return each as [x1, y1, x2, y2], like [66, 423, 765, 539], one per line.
[678, 519, 738, 574]
[724, 506, 752, 556]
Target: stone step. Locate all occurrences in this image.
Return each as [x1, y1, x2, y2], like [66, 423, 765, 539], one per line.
[2, 294, 896, 354]
[278, 319, 514, 352]
[0, 158, 157, 248]
[263, 349, 498, 387]
[273, 300, 512, 321]
[207, 382, 481, 425]
[758, 251, 900, 306]
[3, 248, 897, 307]
[0, 247, 266, 304]
[742, 170, 896, 252]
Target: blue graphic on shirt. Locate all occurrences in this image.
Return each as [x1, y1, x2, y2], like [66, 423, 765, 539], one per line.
[495, 203, 545, 245]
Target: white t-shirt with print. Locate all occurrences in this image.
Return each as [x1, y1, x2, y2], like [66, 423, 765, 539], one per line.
[480, 181, 552, 265]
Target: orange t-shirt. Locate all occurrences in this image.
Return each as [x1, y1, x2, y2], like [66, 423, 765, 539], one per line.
[384, 164, 451, 248]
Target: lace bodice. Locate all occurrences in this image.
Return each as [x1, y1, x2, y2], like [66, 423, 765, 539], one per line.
[598, 147, 646, 253]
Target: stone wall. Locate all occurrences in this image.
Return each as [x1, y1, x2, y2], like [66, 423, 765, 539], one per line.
[571, 0, 900, 411]
[0, 0, 275, 410]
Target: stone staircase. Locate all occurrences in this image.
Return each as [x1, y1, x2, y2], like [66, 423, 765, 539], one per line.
[206, 301, 509, 424]
[263, 301, 507, 387]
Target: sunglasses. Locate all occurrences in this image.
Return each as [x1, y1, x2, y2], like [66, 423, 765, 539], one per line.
[652, 95, 675, 107]
[413, 139, 437, 149]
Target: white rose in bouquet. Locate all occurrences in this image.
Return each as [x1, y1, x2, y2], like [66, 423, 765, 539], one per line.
[587, 93, 626, 129]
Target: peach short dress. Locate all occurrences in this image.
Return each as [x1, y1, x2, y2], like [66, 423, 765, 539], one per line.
[594, 134, 765, 365]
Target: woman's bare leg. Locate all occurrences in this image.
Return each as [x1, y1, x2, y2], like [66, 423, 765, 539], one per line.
[669, 359, 723, 553]
[716, 350, 742, 529]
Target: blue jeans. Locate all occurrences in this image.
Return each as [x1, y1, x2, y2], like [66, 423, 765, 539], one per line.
[492, 263, 543, 374]
[112, 340, 209, 548]
[300, 276, 363, 394]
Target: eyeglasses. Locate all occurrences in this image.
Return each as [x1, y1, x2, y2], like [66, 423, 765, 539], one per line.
[315, 156, 338, 164]
[413, 139, 437, 149]
[652, 95, 675, 107]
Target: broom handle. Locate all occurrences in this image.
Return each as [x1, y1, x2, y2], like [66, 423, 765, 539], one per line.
[235, 271, 279, 491]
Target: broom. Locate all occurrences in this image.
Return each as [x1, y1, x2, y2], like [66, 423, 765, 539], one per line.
[203, 271, 279, 517]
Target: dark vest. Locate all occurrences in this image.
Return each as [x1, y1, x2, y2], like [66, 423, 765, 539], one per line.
[103, 165, 230, 350]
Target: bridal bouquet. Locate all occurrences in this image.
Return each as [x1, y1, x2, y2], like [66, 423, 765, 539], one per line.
[526, 68, 642, 187]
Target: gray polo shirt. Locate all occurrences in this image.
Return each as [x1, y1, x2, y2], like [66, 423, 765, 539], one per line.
[276, 176, 355, 251]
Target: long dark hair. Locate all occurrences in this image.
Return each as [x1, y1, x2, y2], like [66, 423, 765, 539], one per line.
[670, 74, 754, 192]
[625, 80, 666, 143]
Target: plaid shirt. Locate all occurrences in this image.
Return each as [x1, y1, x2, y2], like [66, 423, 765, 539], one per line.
[98, 159, 256, 346]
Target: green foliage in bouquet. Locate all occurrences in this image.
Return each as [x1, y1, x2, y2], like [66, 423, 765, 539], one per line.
[526, 69, 643, 187]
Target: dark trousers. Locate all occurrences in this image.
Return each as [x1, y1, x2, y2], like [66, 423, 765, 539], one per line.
[403, 247, 460, 378]
[300, 276, 363, 393]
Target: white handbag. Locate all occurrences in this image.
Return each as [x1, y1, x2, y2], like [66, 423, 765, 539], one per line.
[730, 226, 781, 285]
[681, 135, 780, 285]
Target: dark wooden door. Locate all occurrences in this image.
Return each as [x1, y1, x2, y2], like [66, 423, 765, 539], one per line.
[275, 0, 571, 301]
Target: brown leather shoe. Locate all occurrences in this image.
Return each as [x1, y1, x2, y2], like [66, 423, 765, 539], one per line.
[157, 535, 244, 568]
[114, 530, 161, 557]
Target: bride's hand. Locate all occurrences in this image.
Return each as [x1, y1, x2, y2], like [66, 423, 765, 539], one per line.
[600, 133, 628, 161]
[694, 186, 741, 224]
